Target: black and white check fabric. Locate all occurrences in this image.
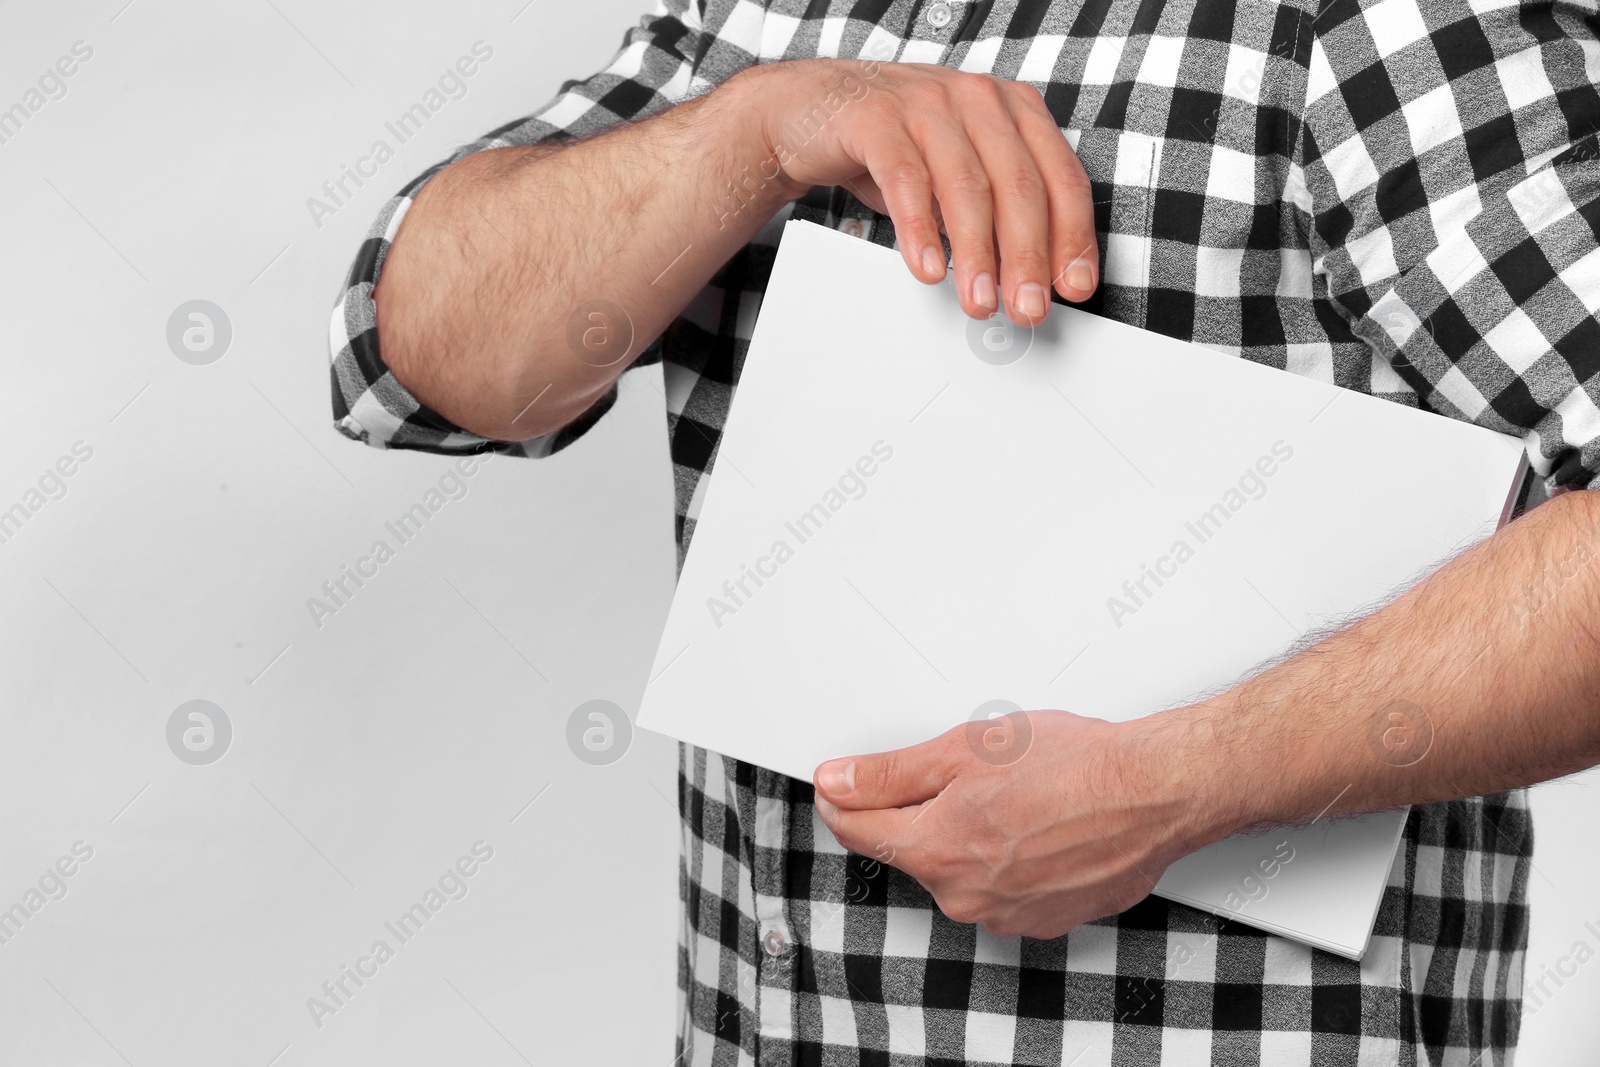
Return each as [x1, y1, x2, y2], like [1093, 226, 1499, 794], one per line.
[323, 0, 1597, 1061]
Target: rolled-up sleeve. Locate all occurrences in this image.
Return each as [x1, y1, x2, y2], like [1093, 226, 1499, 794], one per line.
[329, 0, 711, 457]
[1301, 0, 1600, 491]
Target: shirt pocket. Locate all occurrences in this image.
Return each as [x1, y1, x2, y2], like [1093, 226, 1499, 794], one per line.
[1071, 126, 1162, 324]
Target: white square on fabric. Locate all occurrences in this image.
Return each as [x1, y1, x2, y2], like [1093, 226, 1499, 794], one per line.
[1555, 385, 1600, 445]
[956, 1010, 1015, 1060]
[1345, 223, 1401, 289]
[721, 0, 769, 54]
[1104, 232, 1152, 288]
[1259, 1029, 1313, 1063]
[1365, 0, 1431, 59]
[1261, 935, 1314, 986]
[1427, 181, 1483, 245]
[1321, 132, 1381, 201]
[1283, 338, 1334, 387]
[1222, 42, 1270, 105]
[1018, 34, 1067, 83]
[1083, 35, 1127, 84]
[1158, 1026, 1212, 1066]
[759, 10, 803, 58]
[881, 905, 934, 959]
[817, 991, 860, 1047]
[819, 15, 852, 58]
[1369, 350, 1410, 393]
[883, 1004, 928, 1057]
[1112, 131, 1159, 186]
[1065, 923, 1121, 975]
[1498, 47, 1558, 113]
[1194, 246, 1246, 297]
[1061, 1021, 1116, 1066]
[1205, 143, 1258, 204]
[1137, 35, 1186, 89]
[1303, 39, 1338, 108]
[1276, 247, 1315, 298]
[1433, 363, 1492, 418]
[959, 35, 1005, 74]
[1165, 926, 1220, 984]
[1401, 81, 1465, 159]
[537, 91, 599, 131]
[900, 39, 945, 64]
[1483, 306, 1553, 375]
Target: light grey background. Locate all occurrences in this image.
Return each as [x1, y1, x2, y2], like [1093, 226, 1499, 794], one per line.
[0, 1, 1593, 1063]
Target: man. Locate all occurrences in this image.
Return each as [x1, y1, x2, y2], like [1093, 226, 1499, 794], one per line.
[328, 0, 1600, 1062]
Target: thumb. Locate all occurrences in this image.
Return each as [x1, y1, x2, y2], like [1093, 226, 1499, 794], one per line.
[813, 728, 963, 810]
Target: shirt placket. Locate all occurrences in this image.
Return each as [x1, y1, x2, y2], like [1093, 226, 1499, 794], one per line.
[752, 14, 969, 1063]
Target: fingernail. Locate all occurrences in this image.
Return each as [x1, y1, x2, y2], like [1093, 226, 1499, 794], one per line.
[922, 246, 946, 279]
[1065, 258, 1095, 294]
[973, 272, 997, 311]
[815, 759, 856, 798]
[1016, 282, 1047, 320]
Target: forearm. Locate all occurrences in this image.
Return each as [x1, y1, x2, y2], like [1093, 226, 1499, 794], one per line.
[373, 71, 801, 442]
[1146, 487, 1600, 849]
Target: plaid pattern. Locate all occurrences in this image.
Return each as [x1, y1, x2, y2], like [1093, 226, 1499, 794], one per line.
[319, 0, 1600, 1061]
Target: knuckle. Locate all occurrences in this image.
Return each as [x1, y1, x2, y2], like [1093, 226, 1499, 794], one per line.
[881, 159, 931, 193]
[1003, 78, 1046, 105]
[958, 73, 1007, 105]
[1001, 168, 1046, 202]
[905, 79, 953, 114]
[938, 894, 986, 925]
[943, 167, 992, 200]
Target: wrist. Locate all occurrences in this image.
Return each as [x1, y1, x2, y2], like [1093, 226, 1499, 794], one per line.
[1117, 700, 1251, 855]
[704, 67, 811, 208]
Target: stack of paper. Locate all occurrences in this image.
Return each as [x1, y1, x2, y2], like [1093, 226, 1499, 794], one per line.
[637, 220, 1527, 959]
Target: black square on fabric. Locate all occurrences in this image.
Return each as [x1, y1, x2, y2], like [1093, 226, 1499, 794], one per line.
[1151, 187, 1208, 245]
[1015, 966, 1068, 1020]
[1466, 111, 1521, 186]
[1117, 894, 1174, 932]
[1239, 294, 1288, 347]
[844, 950, 887, 1005]
[1553, 313, 1600, 384]
[1431, 15, 1496, 83]
[1166, 89, 1227, 147]
[1043, 80, 1082, 129]
[1490, 373, 1544, 427]
[713, 989, 742, 1042]
[670, 416, 717, 473]
[843, 853, 891, 908]
[1340, 60, 1403, 132]
[1211, 981, 1265, 1031]
[922, 956, 976, 1011]
[1147, 286, 1198, 338]
[1114, 975, 1166, 1026]
[1310, 982, 1362, 1035]
[1491, 234, 1557, 308]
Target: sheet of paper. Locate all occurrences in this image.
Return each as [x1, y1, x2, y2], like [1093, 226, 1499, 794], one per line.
[637, 219, 1527, 959]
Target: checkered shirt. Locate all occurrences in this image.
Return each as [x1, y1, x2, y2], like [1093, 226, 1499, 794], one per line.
[324, 0, 1600, 1061]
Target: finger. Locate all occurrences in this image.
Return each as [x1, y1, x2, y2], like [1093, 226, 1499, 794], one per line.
[857, 126, 948, 284]
[813, 726, 964, 810]
[960, 78, 1053, 325]
[814, 794, 927, 866]
[907, 98, 1000, 318]
[1003, 81, 1099, 303]
[841, 173, 947, 235]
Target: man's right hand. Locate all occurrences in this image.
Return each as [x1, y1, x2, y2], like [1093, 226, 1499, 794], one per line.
[374, 53, 1100, 444]
[736, 59, 1100, 324]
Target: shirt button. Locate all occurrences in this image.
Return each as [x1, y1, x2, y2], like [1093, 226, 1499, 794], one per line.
[841, 218, 864, 238]
[926, 1, 954, 29]
[762, 929, 789, 956]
